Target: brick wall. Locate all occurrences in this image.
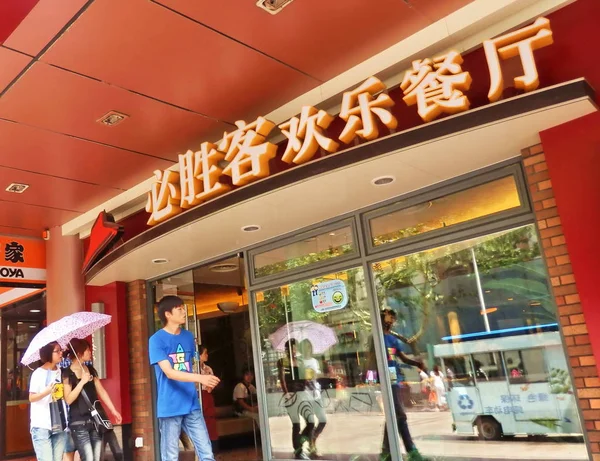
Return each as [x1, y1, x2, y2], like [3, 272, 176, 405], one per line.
[126, 280, 155, 461]
[522, 144, 600, 460]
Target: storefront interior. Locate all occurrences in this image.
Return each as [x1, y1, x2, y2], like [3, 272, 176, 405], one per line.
[0, 291, 45, 459]
[145, 161, 590, 461]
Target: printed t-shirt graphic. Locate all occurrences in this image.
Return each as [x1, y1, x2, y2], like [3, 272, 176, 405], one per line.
[169, 344, 191, 372]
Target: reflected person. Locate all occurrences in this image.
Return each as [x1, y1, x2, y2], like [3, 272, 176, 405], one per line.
[379, 309, 429, 461]
[299, 339, 327, 459]
[278, 339, 313, 460]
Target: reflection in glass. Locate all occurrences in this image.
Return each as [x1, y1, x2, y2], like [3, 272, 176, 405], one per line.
[254, 226, 355, 278]
[256, 268, 386, 460]
[372, 224, 588, 460]
[370, 176, 521, 246]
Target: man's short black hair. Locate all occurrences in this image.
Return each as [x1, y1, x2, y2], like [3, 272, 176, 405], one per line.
[157, 295, 184, 325]
[242, 366, 254, 376]
[381, 308, 397, 322]
[39, 342, 59, 364]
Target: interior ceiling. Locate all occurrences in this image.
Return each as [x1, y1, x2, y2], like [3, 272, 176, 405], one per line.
[0, 0, 474, 238]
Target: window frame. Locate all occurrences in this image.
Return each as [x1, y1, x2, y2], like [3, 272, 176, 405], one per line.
[362, 163, 531, 257]
[248, 218, 360, 286]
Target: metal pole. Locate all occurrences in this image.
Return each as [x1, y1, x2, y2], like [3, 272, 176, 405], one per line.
[471, 248, 491, 332]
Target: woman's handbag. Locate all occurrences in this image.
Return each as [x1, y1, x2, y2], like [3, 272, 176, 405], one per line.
[46, 370, 67, 435]
[80, 387, 113, 434]
[49, 400, 67, 434]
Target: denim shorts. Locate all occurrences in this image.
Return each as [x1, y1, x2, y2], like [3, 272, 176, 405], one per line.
[65, 431, 76, 453]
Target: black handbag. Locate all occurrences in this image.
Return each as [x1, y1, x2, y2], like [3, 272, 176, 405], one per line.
[46, 370, 67, 435]
[49, 400, 67, 435]
[80, 387, 113, 434]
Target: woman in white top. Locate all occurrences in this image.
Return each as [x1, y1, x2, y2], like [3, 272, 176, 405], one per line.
[29, 341, 68, 461]
[300, 339, 327, 458]
[430, 365, 447, 411]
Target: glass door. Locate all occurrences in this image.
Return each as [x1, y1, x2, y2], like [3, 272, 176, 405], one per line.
[151, 255, 262, 461]
[1, 293, 44, 459]
[254, 266, 389, 460]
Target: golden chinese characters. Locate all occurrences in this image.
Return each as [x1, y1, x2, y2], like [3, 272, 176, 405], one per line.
[279, 106, 339, 165]
[146, 170, 181, 226]
[484, 16, 553, 102]
[179, 142, 231, 209]
[220, 118, 278, 187]
[401, 51, 472, 123]
[144, 17, 555, 227]
[339, 77, 398, 144]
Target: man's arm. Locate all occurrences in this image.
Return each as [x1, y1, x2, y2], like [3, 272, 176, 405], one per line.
[397, 350, 426, 371]
[157, 360, 220, 388]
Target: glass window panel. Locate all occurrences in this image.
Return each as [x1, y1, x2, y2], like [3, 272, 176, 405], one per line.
[253, 226, 355, 278]
[370, 176, 521, 246]
[256, 267, 387, 460]
[473, 352, 507, 382]
[371, 224, 587, 459]
[505, 349, 549, 384]
[445, 356, 476, 388]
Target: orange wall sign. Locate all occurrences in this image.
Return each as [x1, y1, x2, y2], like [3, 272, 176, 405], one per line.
[0, 236, 46, 283]
[146, 17, 553, 227]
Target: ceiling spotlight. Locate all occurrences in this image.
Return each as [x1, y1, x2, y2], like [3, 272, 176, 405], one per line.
[97, 111, 129, 127]
[371, 176, 395, 186]
[30, 309, 41, 313]
[209, 263, 238, 273]
[256, 0, 295, 15]
[5, 183, 29, 193]
[242, 225, 261, 232]
[152, 258, 169, 264]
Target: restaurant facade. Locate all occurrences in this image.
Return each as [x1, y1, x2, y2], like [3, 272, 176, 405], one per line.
[7, 0, 600, 461]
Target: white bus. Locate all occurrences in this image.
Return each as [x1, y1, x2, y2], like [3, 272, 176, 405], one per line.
[434, 331, 582, 440]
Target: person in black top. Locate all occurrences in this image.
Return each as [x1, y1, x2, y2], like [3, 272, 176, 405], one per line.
[62, 338, 122, 461]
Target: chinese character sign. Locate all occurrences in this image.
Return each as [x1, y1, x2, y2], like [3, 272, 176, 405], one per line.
[339, 76, 398, 144]
[279, 106, 339, 165]
[0, 237, 45, 283]
[146, 170, 182, 226]
[144, 17, 555, 226]
[484, 17, 553, 102]
[4, 242, 24, 264]
[401, 51, 472, 122]
[179, 142, 231, 209]
[220, 118, 278, 187]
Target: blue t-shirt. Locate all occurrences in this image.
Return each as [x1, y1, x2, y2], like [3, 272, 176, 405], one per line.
[384, 333, 409, 385]
[149, 328, 200, 418]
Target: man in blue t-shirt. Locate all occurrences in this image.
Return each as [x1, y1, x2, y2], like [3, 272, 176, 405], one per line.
[149, 296, 220, 461]
[380, 309, 429, 461]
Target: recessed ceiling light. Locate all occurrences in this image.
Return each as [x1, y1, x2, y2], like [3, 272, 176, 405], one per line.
[97, 111, 129, 127]
[17, 321, 23, 325]
[210, 263, 238, 273]
[30, 309, 41, 313]
[5, 183, 29, 193]
[256, 0, 295, 15]
[29, 325, 36, 329]
[152, 258, 169, 264]
[329, 232, 336, 236]
[241, 225, 261, 232]
[371, 176, 395, 186]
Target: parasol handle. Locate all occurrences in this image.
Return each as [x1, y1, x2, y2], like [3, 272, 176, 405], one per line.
[68, 341, 84, 368]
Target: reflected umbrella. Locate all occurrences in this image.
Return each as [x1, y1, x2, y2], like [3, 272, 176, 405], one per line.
[269, 320, 338, 354]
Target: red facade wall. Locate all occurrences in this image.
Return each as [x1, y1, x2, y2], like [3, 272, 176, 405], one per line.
[85, 282, 132, 424]
[540, 111, 600, 379]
